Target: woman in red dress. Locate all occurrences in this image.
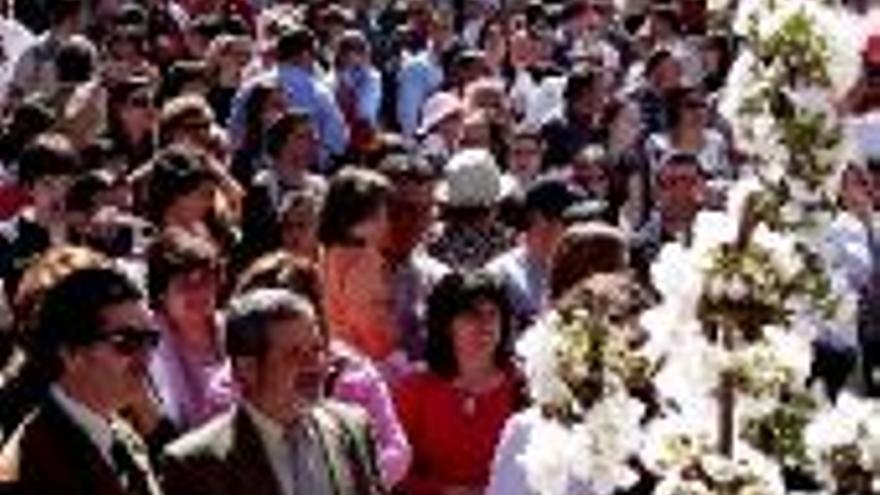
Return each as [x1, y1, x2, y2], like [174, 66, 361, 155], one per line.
[395, 270, 522, 495]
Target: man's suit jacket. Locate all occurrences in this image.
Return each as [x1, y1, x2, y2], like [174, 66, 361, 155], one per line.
[161, 401, 386, 495]
[0, 397, 163, 495]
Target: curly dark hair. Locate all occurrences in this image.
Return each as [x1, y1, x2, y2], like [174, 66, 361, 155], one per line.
[424, 270, 512, 378]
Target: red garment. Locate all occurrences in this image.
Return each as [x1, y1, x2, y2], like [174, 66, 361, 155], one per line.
[394, 370, 518, 495]
[0, 183, 28, 221]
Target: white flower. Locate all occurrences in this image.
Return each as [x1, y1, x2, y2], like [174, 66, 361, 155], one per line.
[569, 393, 644, 495]
[641, 413, 716, 473]
[518, 420, 572, 495]
[516, 315, 571, 406]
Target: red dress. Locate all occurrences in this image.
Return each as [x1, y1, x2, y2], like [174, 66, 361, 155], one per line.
[394, 370, 519, 495]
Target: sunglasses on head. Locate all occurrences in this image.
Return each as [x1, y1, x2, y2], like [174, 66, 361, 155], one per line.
[92, 326, 161, 355]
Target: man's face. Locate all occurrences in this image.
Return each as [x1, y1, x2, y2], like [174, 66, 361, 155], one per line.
[63, 299, 158, 411]
[656, 163, 706, 222]
[508, 135, 543, 181]
[251, 310, 328, 425]
[280, 122, 318, 171]
[33, 174, 73, 219]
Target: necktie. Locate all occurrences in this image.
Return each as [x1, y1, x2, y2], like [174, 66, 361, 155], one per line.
[110, 433, 153, 495]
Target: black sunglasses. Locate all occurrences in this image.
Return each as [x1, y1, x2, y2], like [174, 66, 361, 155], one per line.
[92, 327, 161, 355]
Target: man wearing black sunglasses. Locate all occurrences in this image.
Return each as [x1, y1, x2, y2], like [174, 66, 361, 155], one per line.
[0, 266, 164, 495]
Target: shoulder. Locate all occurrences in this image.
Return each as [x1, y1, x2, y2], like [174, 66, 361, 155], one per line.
[163, 409, 237, 461]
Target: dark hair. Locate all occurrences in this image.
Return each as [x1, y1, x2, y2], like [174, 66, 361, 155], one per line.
[146, 147, 216, 224]
[0, 100, 55, 164]
[276, 25, 316, 62]
[658, 152, 705, 176]
[235, 251, 323, 310]
[377, 153, 435, 183]
[549, 223, 629, 300]
[160, 60, 209, 102]
[55, 38, 95, 84]
[34, 266, 143, 379]
[645, 49, 675, 78]
[225, 288, 314, 359]
[48, 0, 82, 27]
[318, 167, 391, 246]
[17, 133, 79, 185]
[65, 169, 112, 213]
[424, 270, 512, 378]
[147, 228, 219, 307]
[265, 109, 312, 159]
[563, 66, 600, 106]
[238, 79, 280, 161]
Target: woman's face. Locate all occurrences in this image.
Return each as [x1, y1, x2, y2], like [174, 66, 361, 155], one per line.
[120, 89, 157, 135]
[163, 266, 219, 325]
[678, 94, 708, 129]
[572, 158, 610, 199]
[482, 22, 507, 63]
[165, 181, 215, 226]
[841, 165, 874, 216]
[281, 201, 320, 260]
[451, 298, 501, 371]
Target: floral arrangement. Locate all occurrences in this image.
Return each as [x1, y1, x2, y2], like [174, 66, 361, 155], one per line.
[516, 1, 873, 494]
[516, 274, 656, 495]
[804, 394, 880, 493]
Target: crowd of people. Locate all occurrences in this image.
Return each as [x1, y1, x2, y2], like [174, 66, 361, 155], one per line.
[0, 0, 878, 493]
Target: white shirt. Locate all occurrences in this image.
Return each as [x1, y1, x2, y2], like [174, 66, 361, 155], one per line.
[245, 403, 296, 495]
[50, 385, 115, 465]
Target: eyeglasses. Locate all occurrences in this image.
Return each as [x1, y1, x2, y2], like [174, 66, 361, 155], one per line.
[92, 327, 161, 355]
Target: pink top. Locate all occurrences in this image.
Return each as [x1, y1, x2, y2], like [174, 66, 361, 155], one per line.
[330, 341, 412, 487]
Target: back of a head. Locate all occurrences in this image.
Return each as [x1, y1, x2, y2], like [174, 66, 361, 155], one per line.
[317, 167, 391, 247]
[275, 24, 316, 63]
[55, 37, 96, 84]
[17, 133, 79, 186]
[549, 222, 629, 301]
[235, 251, 323, 309]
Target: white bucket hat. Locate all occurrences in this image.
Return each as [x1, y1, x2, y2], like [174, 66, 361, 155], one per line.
[435, 148, 502, 207]
[417, 91, 464, 137]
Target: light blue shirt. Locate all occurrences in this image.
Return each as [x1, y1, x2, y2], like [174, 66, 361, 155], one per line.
[396, 49, 443, 139]
[486, 246, 549, 335]
[229, 64, 349, 170]
[332, 65, 383, 126]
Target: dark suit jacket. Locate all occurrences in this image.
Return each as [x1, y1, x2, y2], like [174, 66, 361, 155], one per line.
[161, 401, 386, 495]
[0, 397, 163, 495]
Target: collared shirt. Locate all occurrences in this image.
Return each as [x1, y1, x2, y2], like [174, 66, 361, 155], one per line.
[229, 65, 349, 170]
[486, 245, 549, 335]
[245, 403, 334, 495]
[329, 66, 383, 127]
[50, 385, 115, 465]
[277, 64, 349, 167]
[396, 49, 443, 139]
